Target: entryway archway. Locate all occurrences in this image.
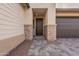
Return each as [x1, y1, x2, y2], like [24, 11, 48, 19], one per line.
[32, 8, 47, 37]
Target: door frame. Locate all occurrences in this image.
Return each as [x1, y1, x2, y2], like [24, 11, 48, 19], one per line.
[34, 17, 44, 36]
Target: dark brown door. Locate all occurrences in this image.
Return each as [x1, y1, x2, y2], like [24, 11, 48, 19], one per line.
[36, 18, 43, 36]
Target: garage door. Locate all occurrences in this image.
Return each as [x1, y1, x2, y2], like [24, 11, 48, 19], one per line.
[57, 17, 79, 38]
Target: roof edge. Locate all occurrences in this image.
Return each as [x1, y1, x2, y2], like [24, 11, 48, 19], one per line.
[20, 3, 30, 9]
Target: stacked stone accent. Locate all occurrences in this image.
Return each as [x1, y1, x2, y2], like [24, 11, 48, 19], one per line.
[44, 25, 56, 41]
[24, 25, 33, 40]
[44, 26, 47, 39]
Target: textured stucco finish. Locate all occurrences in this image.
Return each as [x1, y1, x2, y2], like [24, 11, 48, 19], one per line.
[24, 8, 33, 25]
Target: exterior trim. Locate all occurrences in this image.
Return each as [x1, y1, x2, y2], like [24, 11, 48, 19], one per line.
[56, 11, 79, 17]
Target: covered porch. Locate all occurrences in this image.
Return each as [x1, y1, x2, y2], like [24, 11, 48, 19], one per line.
[25, 3, 56, 41]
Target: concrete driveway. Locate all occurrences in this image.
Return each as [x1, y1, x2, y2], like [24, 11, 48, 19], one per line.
[27, 36, 79, 56]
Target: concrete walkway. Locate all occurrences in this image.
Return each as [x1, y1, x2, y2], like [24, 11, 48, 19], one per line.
[27, 37, 79, 56]
[8, 36, 79, 56]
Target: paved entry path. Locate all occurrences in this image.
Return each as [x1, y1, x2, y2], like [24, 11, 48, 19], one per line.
[27, 36, 79, 56]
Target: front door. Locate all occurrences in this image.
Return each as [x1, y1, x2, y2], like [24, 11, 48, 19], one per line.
[36, 18, 43, 36]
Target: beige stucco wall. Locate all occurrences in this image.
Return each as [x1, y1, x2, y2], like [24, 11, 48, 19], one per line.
[44, 3, 56, 26]
[0, 3, 27, 55]
[24, 8, 33, 25]
[47, 4, 56, 25]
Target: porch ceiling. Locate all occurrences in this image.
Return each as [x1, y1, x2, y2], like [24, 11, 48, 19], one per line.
[32, 8, 47, 17]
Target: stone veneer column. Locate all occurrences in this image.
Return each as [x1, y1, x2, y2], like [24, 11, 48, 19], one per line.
[44, 4, 56, 41]
[24, 8, 33, 40]
[24, 25, 33, 40]
[44, 25, 56, 41]
[46, 25, 56, 41]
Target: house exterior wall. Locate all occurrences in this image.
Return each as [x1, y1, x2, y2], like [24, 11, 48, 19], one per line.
[24, 8, 33, 40]
[0, 3, 56, 55]
[44, 4, 56, 41]
[30, 3, 56, 41]
[0, 3, 27, 55]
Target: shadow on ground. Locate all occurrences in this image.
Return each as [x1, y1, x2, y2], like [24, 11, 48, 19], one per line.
[7, 40, 32, 56]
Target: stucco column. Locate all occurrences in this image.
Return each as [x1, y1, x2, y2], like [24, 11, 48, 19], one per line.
[45, 4, 56, 41]
[24, 8, 33, 40]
